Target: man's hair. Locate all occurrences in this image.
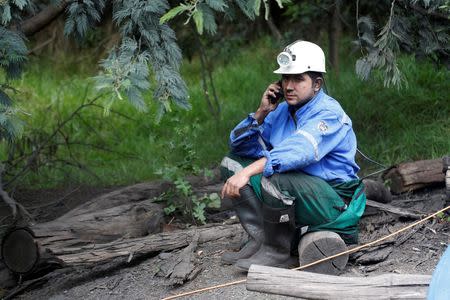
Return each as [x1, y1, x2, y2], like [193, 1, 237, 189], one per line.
[305, 71, 324, 88]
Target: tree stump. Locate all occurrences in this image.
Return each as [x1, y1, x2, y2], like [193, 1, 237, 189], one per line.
[297, 231, 348, 275]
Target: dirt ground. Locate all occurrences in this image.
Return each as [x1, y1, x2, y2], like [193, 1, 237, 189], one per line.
[3, 184, 450, 299]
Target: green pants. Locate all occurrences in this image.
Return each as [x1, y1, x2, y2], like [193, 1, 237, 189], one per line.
[220, 155, 366, 244]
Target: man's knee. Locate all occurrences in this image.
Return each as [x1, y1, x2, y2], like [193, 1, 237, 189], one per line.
[261, 175, 295, 207]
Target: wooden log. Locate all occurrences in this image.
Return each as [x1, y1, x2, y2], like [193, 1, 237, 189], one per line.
[443, 156, 450, 197]
[363, 179, 392, 203]
[0, 178, 228, 275]
[383, 159, 445, 194]
[1, 198, 166, 274]
[247, 265, 431, 299]
[2, 222, 242, 276]
[56, 223, 242, 265]
[298, 231, 348, 275]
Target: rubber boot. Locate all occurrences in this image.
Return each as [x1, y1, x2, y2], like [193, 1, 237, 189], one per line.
[221, 185, 264, 265]
[235, 202, 298, 271]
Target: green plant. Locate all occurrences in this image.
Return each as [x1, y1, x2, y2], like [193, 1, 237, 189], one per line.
[436, 212, 450, 223]
[161, 177, 220, 225]
[153, 120, 221, 224]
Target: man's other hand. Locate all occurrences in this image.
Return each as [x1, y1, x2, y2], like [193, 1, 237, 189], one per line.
[221, 172, 250, 199]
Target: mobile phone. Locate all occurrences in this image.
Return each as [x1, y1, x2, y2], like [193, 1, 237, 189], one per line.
[269, 80, 283, 104]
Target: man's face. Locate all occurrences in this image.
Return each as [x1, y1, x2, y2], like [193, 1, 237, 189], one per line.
[281, 73, 319, 106]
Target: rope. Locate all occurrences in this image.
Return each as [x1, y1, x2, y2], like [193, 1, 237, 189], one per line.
[161, 205, 450, 300]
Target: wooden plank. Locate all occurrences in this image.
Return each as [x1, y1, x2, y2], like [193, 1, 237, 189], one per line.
[247, 265, 431, 299]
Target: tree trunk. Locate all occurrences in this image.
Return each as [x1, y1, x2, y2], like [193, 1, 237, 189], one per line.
[58, 224, 241, 266]
[383, 159, 445, 194]
[247, 265, 431, 299]
[328, 0, 341, 75]
[1, 177, 237, 276]
[1, 180, 170, 274]
[2, 223, 242, 275]
[15, 1, 70, 36]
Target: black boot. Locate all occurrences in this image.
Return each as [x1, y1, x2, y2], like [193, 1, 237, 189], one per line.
[221, 185, 264, 265]
[235, 202, 298, 271]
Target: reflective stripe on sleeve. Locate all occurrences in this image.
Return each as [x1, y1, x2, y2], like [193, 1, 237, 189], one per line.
[258, 136, 267, 151]
[295, 129, 319, 161]
[220, 157, 244, 174]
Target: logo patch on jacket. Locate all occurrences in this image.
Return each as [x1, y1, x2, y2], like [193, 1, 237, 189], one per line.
[318, 121, 328, 133]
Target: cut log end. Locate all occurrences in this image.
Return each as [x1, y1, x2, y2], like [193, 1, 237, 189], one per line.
[2, 228, 39, 274]
[298, 231, 348, 275]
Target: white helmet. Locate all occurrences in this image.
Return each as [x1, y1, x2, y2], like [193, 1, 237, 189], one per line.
[273, 40, 326, 74]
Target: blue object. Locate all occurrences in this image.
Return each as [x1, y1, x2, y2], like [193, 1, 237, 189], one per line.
[428, 245, 450, 300]
[229, 89, 359, 181]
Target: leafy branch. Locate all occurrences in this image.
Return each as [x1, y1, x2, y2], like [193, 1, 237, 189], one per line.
[355, 0, 448, 88]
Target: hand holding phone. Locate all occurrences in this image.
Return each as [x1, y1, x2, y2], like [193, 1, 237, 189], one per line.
[269, 80, 283, 104]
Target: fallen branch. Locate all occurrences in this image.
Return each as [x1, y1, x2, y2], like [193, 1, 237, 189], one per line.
[366, 199, 422, 219]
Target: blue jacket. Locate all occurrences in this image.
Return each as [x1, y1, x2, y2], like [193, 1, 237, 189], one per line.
[229, 89, 360, 182]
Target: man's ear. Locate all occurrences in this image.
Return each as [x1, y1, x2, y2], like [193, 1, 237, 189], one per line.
[314, 78, 323, 92]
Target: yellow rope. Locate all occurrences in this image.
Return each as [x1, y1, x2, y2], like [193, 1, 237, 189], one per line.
[161, 205, 450, 300]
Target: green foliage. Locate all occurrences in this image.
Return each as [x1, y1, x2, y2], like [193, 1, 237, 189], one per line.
[283, 1, 321, 26]
[436, 212, 450, 223]
[0, 26, 27, 141]
[64, 0, 105, 38]
[150, 120, 220, 224]
[154, 119, 206, 181]
[162, 177, 220, 224]
[0, 90, 23, 142]
[152, 121, 220, 224]
[0, 27, 27, 80]
[356, 0, 449, 88]
[160, 0, 288, 35]
[0, 0, 30, 25]
[159, 5, 190, 25]
[3, 0, 278, 130]
[112, 0, 190, 119]
[94, 38, 150, 114]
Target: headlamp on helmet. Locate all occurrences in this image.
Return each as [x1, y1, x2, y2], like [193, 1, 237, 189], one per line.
[276, 48, 296, 67]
